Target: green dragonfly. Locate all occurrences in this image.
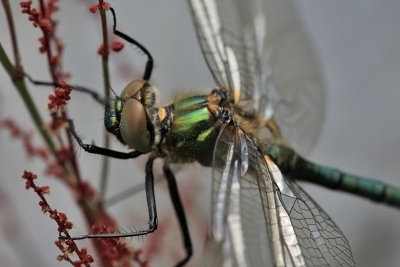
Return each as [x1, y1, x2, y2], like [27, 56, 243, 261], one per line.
[51, 1, 400, 267]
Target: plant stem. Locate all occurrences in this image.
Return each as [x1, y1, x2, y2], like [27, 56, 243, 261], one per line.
[1, 0, 21, 68]
[0, 42, 57, 155]
[98, 0, 111, 203]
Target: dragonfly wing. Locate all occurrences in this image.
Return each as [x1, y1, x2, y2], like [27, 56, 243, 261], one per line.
[209, 123, 273, 266]
[188, 0, 257, 105]
[265, 155, 356, 266]
[255, 0, 325, 154]
[207, 123, 355, 266]
[188, 0, 325, 154]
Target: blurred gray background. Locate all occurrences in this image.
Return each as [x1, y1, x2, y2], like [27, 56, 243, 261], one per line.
[0, 0, 399, 266]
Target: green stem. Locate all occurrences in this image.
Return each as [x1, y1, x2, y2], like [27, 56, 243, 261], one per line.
[0, 42, 57, 155]
[1, 0, 21, 68]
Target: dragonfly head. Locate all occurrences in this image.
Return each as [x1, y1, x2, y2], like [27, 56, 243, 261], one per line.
[104, 79, 159, 153]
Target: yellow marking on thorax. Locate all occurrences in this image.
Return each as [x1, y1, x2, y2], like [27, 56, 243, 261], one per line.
[206, 91, 221, 105]
[206, 91, 223, 116]
[158, 107, 166, 121]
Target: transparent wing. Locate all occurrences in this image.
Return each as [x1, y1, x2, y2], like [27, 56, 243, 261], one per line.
[255, 0, 325, 154]
[265, 156, 355, 266]
[188, 0, 325, 154]
[206, 124, 355, 266]
[188, 0, 258, 106]
[209, 123, 272, 266]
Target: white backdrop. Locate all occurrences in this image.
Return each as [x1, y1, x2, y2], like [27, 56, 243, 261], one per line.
[0, 1, 399, 266]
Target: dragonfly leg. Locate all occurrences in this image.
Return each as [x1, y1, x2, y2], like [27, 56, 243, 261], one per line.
[68, 119, 144, 159]
[20, 71, 106, 105]
[163, 164, 193, 267]
[60, 157, 158, 240]
[144, 156, 158, 233]
[109, 7, 154, 81]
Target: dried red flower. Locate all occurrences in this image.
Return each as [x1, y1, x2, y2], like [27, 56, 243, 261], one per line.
[89, 2, 111, 14]
[20, 1, 32, 8]
[47, 84, 71, 110]
[20, 1, 32, 14]
[89, 4, 98, 13]
[111, 41, 124, 52]
[22, 170, 37, 180]
[98, 41, 125, 55]
[36, 185, 50, 194]
[100, 2, 111, 10]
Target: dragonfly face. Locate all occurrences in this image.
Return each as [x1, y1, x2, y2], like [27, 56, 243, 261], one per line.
[104, 79, 160, 153]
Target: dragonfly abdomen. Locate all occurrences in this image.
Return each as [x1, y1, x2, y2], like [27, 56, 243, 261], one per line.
[298, 160, 400, 207]
[268, 144, 400, 208]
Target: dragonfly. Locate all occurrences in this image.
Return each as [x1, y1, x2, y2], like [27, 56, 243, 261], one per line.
[54, 1, 400, 267]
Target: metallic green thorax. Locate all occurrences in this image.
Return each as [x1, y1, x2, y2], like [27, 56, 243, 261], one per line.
[267, 144, 400, 208]
[165, 95, 221, 166]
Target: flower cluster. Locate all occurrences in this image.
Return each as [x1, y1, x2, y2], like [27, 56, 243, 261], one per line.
[1, 1, 151, 266]
[47, 83, 71, 111]
[90, 1, 125, 56]
[55, 241, 94, 267]
[89, 2, 111, 13]
[20, 0, 58, 53]
[22, 171, 93, 266]
[20, 0, 67, 82]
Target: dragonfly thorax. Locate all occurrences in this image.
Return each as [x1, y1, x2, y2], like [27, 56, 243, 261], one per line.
[158, 89, 234, 165]
[104, 79, 160, 153]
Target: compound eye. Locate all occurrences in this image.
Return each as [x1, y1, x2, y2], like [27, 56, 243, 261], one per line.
[120, 98, 152, 152]
[120, 79, 147, 100]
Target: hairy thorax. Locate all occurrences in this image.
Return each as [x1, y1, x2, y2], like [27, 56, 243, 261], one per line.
[157, 89, 281, 166]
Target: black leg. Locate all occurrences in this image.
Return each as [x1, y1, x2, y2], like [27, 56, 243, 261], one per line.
[109, 7, 154, 81]
[60, 157, 158, 240]
[163, 165, 193, 267]
[21, 71, 107, 105]
[144, 156, 158, 233]
[68, 119, 143, 159]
